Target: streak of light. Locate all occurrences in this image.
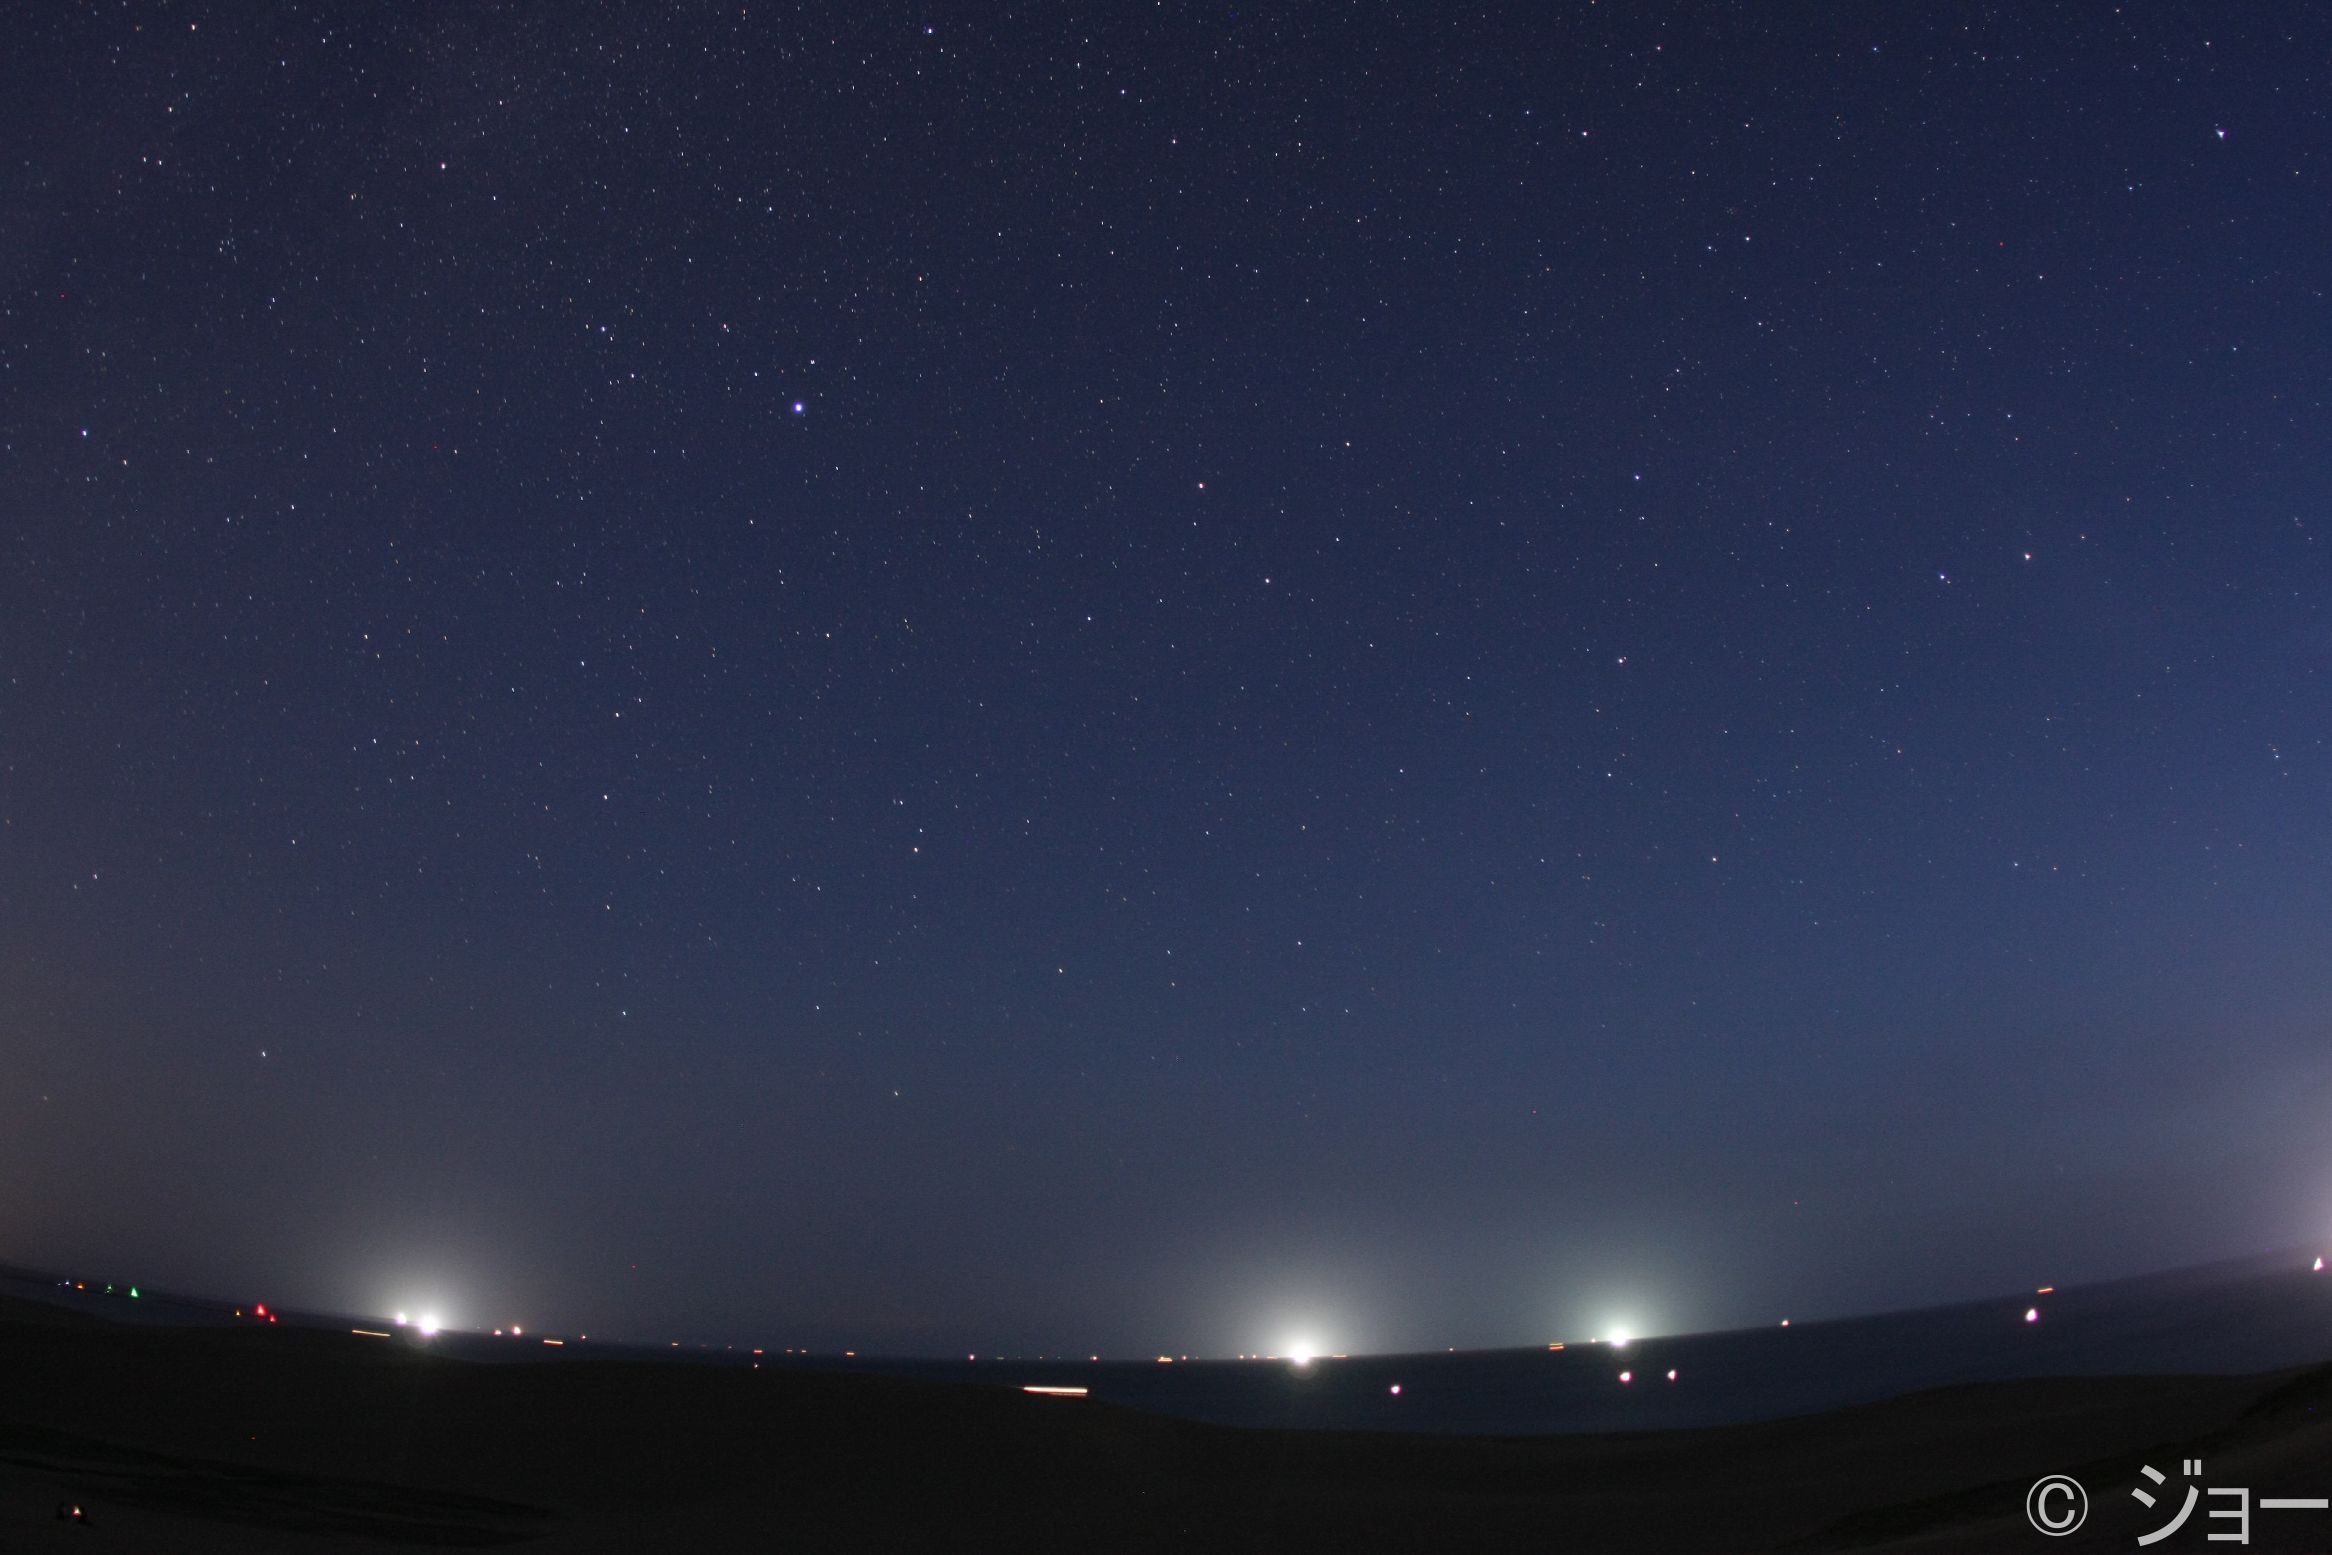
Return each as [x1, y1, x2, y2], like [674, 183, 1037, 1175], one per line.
[1022, 1385, 1088, 1397]
[541, 1338, 564, 1346]
[350, 1329, 391, 1338]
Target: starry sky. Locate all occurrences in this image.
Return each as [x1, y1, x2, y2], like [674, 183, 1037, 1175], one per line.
[4, 3, 2329, 1358]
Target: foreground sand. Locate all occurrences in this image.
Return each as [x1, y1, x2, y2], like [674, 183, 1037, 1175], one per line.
[7, 1296, 2332, 1552]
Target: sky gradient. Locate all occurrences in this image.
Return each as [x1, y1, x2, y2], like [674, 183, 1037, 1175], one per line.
[4, 2, 2329, 1358]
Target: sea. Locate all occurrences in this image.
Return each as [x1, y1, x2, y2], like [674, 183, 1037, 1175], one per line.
[11, 1247, 2331, 1436]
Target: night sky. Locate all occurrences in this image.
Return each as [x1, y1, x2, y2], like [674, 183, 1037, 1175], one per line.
[5, 3, 2329, 1360]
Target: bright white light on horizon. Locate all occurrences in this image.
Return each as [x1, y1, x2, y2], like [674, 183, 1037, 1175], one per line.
[1607, 1328, 1632, 1348]
[394, 1312, 407, 1326]
[419, 1313, 442, 1337]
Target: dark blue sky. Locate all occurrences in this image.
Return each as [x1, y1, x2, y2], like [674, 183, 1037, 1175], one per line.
[4, 2, 2328, 1358]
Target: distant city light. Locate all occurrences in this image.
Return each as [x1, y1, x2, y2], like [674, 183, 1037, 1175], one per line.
[1022, 1385, 1087, 1397]
[2024, 1307, 2039, 1324]
[1389, 1383, 1402, 1396]
[1666, 1369, 1678, 1382]
[419, 1313, 441, 1336]
[1618, 1370, 1633, 1383]
[1607, 1329, 1631, 1348]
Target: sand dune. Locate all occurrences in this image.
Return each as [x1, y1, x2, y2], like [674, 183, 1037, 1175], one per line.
[6, 1291, 2332, 1551]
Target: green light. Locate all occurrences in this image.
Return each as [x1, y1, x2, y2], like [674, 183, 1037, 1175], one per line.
[129, 1287, 140, 1299]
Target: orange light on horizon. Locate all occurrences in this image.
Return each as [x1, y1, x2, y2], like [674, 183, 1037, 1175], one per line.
[1022, 1385, 1088, 1397]
[2035, 1286, 2054, 1294]
[1155, 1356, 1174, 1364]
[350, 1329, 391, 1338]
[541, 1338, 564, 1346]
[1547, 1342, 1566, 1351]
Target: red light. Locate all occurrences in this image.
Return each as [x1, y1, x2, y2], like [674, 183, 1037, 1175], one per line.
[255, 1304, 268, 1317]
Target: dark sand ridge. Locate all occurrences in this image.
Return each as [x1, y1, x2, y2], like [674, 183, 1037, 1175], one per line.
[7, 1292, 2332, 1552]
